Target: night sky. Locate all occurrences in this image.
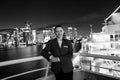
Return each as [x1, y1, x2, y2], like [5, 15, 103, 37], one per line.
[0, 0, 119, 35]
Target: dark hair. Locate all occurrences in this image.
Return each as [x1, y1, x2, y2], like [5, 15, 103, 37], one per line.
[54, 25, 63, 31]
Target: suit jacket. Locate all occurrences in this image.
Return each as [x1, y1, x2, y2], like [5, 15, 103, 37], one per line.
[41, 38, 73, 73]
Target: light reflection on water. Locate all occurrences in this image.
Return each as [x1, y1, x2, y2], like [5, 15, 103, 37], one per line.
[0, 45, 42, 61]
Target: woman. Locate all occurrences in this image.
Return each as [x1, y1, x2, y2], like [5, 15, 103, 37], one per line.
[41, 25, 73, 80]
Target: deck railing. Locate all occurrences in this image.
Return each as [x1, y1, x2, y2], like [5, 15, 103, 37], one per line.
[0, 56, 50, 80]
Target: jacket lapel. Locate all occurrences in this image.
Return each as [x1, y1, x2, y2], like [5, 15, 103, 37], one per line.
[54, 38, 59, 48]
[53, 38, 67, 56]
[54, 38, 63, 49]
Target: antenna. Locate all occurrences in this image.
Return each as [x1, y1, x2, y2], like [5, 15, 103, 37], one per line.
[89, 24, 93, 41]
[90, 24, 93, 34]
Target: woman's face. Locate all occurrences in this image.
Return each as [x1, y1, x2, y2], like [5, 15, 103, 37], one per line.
[55, 27, 64, 38]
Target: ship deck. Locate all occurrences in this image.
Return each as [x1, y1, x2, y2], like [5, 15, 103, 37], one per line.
[36, 69, 84, 80]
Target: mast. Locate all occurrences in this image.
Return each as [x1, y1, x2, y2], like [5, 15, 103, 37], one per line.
[90, 24, 93, 41]
[90, 24, 93, 34]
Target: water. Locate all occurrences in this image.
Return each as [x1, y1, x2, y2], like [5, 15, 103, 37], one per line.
[0, 45, 49, 80]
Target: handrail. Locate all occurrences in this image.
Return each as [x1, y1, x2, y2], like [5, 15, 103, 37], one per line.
[83, 63, 120, 72]
[0, 56, 51, 80]
[80, 52, 120, 61]
[0, 56, 44, 67]
[87, 41, 120, 43]
[1, 67, 50, 80]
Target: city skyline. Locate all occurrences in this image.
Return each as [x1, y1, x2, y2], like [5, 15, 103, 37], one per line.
[0, 0, 119, 35]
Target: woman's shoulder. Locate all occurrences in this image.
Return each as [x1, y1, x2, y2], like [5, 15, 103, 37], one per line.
[63, 38, 72, 43]
[48, 38, 57, 43]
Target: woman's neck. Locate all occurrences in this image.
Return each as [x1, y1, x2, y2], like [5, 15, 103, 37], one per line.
[57, 37, 62, 41]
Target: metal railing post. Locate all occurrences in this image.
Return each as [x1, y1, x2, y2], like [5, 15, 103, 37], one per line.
[44, 62, 51, 79]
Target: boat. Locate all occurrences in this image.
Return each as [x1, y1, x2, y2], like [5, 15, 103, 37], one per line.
[79, 5, 120, 79]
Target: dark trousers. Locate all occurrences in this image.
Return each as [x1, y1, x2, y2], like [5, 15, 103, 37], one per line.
[54, 69, 73, 80]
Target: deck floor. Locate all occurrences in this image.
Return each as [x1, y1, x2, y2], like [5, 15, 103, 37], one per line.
[36, 69, 85, 80]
